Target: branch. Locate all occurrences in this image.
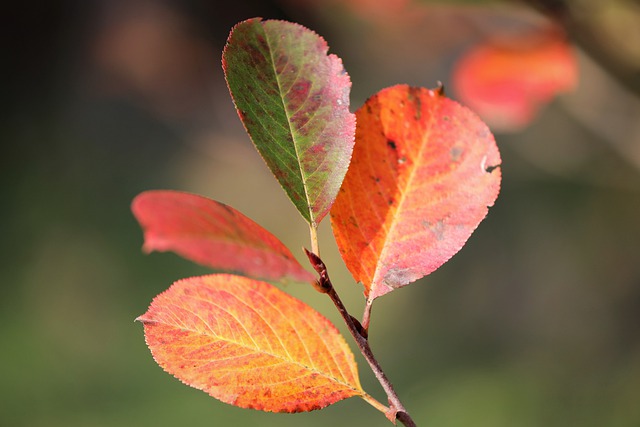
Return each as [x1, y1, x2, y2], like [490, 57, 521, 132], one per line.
[304, 249, 417, 427]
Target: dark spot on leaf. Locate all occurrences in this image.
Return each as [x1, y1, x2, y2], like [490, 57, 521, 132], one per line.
[288, 80, 312, 114]
[291, 112, 311, 129]
[219, 203, 236, 216]
[292, 81, 310, 95]
[422, 219, 446, 241]
[450, 146, 463, 162]
[485, 164, 500, 173]
[312, 141, 327, 154]
[407, 86, 422, 120]
[442, 116, 450, 121]
[250, 37, 268, 62]
[387, 140, 397, 150]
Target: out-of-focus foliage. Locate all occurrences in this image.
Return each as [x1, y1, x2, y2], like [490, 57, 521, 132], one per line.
[452, 29, 578, 131]
[2, 1, 640, 426]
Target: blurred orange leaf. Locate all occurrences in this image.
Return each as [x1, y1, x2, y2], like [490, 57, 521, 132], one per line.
[131, 190, 314, 284]
[452, 32, 578, 132]
[331, 85, 501, 311]
[137, 274, 364, 412]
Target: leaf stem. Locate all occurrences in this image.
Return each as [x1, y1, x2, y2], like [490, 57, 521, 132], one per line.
[362, 303, 373, 332]
[361, 392, 390, 414]
[304, 250, 417, 427]
[309, 224, 320, 256]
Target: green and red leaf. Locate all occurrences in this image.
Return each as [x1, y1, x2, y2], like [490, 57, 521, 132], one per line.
[131, 190, 314, 284]
[222, 18, 355, 227]
[137, 274, 363, 412]
[331, 85, 501, 309]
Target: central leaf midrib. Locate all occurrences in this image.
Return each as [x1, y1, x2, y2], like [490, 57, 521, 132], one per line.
[263, 26, 314, 225]
[370, 91, 441, 300]
[167, 304, 360, 393]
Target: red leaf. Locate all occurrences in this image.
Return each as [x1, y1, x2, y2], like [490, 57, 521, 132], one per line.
[452, 32, 578, 132]
[131, 190, 314, 284]
[331, 85, 501, 307]
[137, 274, 364, 412]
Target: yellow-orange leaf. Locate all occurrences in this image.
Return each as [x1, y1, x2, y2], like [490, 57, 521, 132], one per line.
[137, 274, 363, 412]
[331, 85, 501, 309]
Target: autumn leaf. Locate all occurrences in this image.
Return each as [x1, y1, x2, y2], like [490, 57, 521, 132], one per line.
[137, 274, 364, 412]
[131, 190, 314, 284]
[452, 31, 577, 132]
[222, 18, 355, 227]
[331, 85, 501, 313]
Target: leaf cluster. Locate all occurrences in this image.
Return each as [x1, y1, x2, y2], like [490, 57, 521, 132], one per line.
[133, 18, 501, 426]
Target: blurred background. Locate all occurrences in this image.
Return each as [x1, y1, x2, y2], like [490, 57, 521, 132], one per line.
[3, 0, 640, 426]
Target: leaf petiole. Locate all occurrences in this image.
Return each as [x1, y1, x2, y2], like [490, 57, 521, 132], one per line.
[361, 392, 389, 414]
[309, 224, 320, 257]
[362, 303, 373, 332]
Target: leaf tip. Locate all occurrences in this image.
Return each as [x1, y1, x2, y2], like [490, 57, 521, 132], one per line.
[221, 17, 263, 72]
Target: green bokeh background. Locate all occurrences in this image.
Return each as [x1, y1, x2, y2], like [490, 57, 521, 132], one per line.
[3, 1, 640, 426]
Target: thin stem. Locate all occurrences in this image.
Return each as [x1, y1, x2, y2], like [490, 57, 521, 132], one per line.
[303, 249, 417, 427]
[362, 302, 373, 332]
[309, 224, 319, 256]
[361, 392, 390, 414]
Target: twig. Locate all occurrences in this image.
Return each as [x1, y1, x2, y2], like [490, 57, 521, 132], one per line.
[304, 249, 418, 427]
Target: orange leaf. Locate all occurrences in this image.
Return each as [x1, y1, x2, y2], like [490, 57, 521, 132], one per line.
[137, 274, 364, 412]
[452, 32, 578, 132]
[132, 190, 314, 284]
[331, 85, 501, 308]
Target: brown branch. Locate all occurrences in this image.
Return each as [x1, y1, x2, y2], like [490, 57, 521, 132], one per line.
[304, 249, 417, 427]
